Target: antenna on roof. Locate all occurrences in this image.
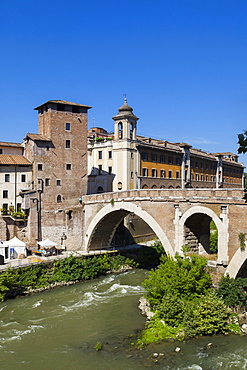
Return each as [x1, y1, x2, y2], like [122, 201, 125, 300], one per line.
[123, 93, 127, 104]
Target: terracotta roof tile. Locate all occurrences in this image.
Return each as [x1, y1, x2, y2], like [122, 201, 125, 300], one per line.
[25, 133, 51, 142]
[0, 155, 31, 165]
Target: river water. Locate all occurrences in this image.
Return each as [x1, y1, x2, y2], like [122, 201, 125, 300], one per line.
[0, 269, 247, 369]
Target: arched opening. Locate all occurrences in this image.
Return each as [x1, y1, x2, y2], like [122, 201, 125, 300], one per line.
[184, 213, 218, 255]
[97, 186, 104, 193]
[85, 202, 174, 255]
[57, 195, 62, 203]
[160, 185, 165, 189]
[151, 185, 157, 189]
[168, 185, 174, 189]
[130, 123, 133, 139]
[142, 184, 148, 189]
[118, 122, 123, 139]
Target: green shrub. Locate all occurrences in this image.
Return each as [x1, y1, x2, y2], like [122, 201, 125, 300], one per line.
[183, 290, 230, 337]
[217, 274, 247, 309]
[210, 230, 218, 253]
[143, 254, 212, 308]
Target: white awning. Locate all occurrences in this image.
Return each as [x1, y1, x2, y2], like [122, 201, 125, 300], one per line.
[38, 239, 58, 248]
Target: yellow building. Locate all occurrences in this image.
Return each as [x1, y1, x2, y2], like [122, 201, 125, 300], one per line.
[87, 99, 244, 194]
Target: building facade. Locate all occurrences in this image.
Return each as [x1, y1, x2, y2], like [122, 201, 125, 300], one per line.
[0, 100, 91, 248]
[87, 99, 244, 194]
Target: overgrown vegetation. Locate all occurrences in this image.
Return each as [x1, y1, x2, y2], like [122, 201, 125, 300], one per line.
[239, 233, 246, 251]
[137, 254, 242, 346]
[0, 254, 138, 302]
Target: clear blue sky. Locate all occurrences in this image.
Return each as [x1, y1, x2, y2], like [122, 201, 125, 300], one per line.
[1, 0, 247, 166]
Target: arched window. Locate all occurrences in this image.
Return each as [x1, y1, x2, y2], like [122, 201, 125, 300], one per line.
[57, 195, 62, 203]
[97, 186, 104, 193]
[151, 185, 157, 189]
[130, 123, 133, 139]
[142, 184, 148, 189]
[118, 122, 123, 139]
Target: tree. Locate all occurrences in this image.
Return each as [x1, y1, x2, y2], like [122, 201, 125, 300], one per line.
[238, 131, 247, 154]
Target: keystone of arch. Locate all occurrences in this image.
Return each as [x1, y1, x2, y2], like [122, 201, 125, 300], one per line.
[84, 201, 174, 256]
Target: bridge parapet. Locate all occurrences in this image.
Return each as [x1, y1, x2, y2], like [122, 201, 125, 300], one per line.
[83, 188, 245, 205]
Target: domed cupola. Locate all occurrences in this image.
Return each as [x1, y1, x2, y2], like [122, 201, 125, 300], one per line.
[112, 97, 139, 140]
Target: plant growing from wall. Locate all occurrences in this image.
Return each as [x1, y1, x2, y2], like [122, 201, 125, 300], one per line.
[239, 233, 246, 251]
[110, 198, 115, 206]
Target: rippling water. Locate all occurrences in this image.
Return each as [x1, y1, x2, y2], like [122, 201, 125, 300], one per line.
[0, 269, 247, 369]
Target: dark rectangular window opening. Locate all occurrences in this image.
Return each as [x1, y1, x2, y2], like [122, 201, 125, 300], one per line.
[38, 164, 43, 171]
[57, 179, 61, 186]
[5, 174, 10, 182]
[108, 166, 112, 174]
[66, 164, 72, 170]
[72, 106, 80, 113]
[141, 152, 148, 161]
[21, 174, 26, 182]
[98, 151, 102, 159]
[3, 190, 8, 198]
[66, 140, 70, 148]
[45, 178, 50, 186]
[57, 103, 65, 111]
[109, 151, 112, 159]
[98, 165, 102, 175]
[66, 122, 71, 131]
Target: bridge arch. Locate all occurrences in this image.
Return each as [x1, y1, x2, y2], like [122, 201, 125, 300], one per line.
[84, 201, 174, 255]
[225, 249, 247, 278]
[177, 205, 228, 263]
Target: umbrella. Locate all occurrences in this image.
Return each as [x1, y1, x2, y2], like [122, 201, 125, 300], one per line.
[38, 239, 58, 248]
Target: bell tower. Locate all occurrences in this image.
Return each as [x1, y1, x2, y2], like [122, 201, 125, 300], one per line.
[112, 98, 139, 191]
[112, 98, 138, 141]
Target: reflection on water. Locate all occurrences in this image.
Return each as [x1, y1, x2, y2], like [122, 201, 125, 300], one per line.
[0, 269, 247, 369]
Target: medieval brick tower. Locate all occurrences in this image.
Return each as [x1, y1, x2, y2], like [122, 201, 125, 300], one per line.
[23, 100, 91, 247]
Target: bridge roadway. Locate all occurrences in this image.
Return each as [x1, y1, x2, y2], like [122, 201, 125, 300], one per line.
[82, 188, 247, 278]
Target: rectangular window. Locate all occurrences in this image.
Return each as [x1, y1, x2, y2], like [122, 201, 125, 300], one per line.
[169, 170, 172, 178]
[98, 151, 102, 159]
[142, 168, 148, 177]
[152, 169, 157, 177]
[66, 164, 72, 170]
[3, 190, 8, 198]
[131, 171, 134, 178]
[206, 175, 208, 181]
[72, 105, 80, 113]
[196, 161, 198, 168]
[0, 149, 2, 154]
[38, 164, 43, 171]
[5, 174, 10, 182]
[141, 152, 148, 161]
[206, 163, 209, 170]
[21, 174, 26, 182]
[176, 158, 181, 166]
[151, 153, 157, 162]
[45, 178, 50, 186]
[108, 151, 112, 159]
[57, 179, 61, 186]
[108, 166, 112, 174]
[160, 169, 165, 178]
[201, 174, 204, 181]
[66, 122, 71, 131]
[176, 171, 180, 178]
[160, 155, 165, 163]
[168, 156, 173, 165]
[201, 162, 204, 169]
[98, 165, 102, 175]
[17, 203, 21, 212]
[66, 140, 70, 148]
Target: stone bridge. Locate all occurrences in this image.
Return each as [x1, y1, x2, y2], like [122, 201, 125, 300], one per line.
[82, 189, 247, 278]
